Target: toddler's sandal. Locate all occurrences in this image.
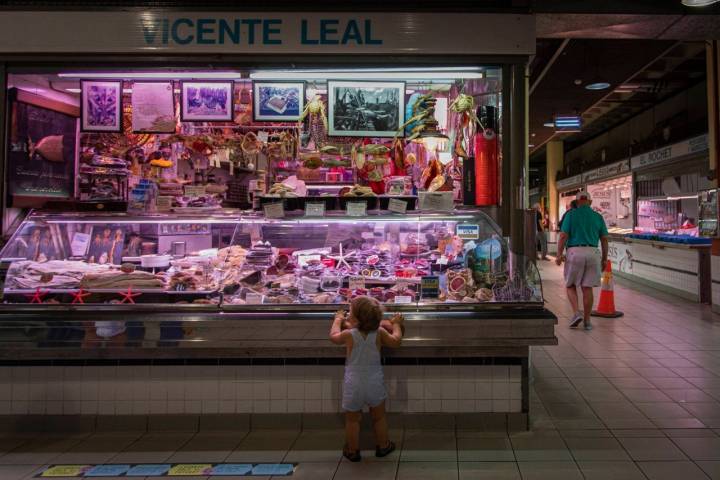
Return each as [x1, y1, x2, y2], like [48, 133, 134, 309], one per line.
[375, 441, 396, 458]
[343, 445, 362, 462]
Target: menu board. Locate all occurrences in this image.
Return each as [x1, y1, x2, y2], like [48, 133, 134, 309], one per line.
[7, 98, 77, 198]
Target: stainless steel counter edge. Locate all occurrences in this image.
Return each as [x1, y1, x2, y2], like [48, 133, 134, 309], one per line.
[608, 233, 711, 250]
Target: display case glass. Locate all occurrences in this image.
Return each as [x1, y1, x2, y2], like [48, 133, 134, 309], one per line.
[0, 210, 542, 306]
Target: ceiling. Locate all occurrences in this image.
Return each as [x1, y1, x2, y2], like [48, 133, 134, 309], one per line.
[528, 38, 708, 183]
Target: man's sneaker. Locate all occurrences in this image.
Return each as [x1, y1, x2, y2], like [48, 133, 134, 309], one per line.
[583, 320, 593, 331]
[569, 312, 583, 328]
[376, 441, 396, 458]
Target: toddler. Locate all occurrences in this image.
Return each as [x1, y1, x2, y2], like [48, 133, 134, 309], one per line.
[330, 296, 404, 462]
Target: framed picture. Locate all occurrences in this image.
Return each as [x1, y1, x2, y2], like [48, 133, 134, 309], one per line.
[81, 80, 123, 132]
[252, 81, 305, 122]
[328, 80, 405, 137]
[131, 81, 176, 133]
[180, 81, 233, 122]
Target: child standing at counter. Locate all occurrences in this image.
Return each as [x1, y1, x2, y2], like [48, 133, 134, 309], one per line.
[330, 296, 404, 462]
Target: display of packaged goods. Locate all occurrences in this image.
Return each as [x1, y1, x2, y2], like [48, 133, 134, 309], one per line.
[0, 211, 543, 305]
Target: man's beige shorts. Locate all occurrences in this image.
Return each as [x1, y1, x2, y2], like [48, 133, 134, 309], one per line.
[564, 247, 601, 288]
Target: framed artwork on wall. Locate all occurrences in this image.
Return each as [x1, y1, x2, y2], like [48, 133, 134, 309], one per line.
[180, 81, 233, 122]
[252, 81, 305, 122]
[81, 80, 123, 132]
[328, 80, 405, 137]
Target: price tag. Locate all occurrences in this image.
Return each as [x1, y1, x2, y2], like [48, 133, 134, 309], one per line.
[297, 254, 321, 267]
[421, 275, 440, 298]
[40, 465, 90, 477]
[245, 292, 264, 304]
[349, 276, 365, 291]
[438, 256, 449, 265]
[346, 201, 367, 217]
[156, 196, 173, 212]
[263, 202, 285, 219]
[210, 465, 253, 476]
[304, 202, 325, 217]
[420, 191, 454, 212]
[184, 185, 206, 197]
[388, 198, 408, 214]
[257, 131, 269, 143]
[394, 295, 413, 304]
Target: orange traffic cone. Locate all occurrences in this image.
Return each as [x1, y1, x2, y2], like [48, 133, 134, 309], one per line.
[592, 260, 624, 318]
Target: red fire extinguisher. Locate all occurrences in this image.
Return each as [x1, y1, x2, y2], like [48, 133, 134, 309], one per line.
[473, 106, 498, 206]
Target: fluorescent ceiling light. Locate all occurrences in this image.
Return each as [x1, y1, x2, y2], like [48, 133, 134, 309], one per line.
[67, 87, 182, 94]
[682, 0, 720, 6]
[585, 81, 611, 91]
[59, 71, 242, 79]
[250, 68, 483, 81]
[543, 122, 555, 127]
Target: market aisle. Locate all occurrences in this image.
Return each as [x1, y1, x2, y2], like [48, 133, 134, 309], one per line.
[3, 262, 720, 480]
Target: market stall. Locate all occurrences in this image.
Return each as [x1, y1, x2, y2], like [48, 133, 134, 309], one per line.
[608, 135, 712, 302]
[0, 10, 553, 423]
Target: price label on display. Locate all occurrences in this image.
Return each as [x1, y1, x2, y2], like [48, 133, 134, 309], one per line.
[387, 198, 408, 214]
[257, 131, 269, 143]
[263, 202, 285, 219]
[184, 185, 206, 197]
[421, 192, 454, 212]
[346, 201, 367, 217]
[349, 276, 365, 291]
[394, 295, 413, 304]
[245, 293, 264, 304]
[156, 196, 173, 212]
[304, 202, 325, 217]
[421, 276, 440, 299]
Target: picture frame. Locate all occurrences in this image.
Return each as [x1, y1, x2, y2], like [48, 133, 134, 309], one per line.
[81, 80, 123, 132]
[328, 80, 405, 138]
[131, 81, 176, 133]
[252, 81, 306, 122]
[180, 80, 234, 122]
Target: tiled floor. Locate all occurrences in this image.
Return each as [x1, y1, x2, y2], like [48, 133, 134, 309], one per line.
[1, 262, 720, 479]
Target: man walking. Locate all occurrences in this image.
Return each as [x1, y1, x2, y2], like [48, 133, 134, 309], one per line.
[555, 191, 608, 331]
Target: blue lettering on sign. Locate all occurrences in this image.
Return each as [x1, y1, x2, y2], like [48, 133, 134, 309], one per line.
[141, 17, 382, 47]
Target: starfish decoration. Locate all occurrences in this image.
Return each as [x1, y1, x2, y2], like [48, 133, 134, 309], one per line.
[70, 288, 92, 305]
[25, 287, 48, 304]
[328, 243, 356, 271]
[117, 286, 142, 304]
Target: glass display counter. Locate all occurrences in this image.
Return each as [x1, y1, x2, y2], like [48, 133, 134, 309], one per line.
[1, 209, 543, 307]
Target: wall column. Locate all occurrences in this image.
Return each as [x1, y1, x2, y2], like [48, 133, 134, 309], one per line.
[708, 40, 719, 187]
[546, 140, 564, 231]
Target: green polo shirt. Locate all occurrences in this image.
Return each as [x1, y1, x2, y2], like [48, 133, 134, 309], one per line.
[560, 205, 608, 247]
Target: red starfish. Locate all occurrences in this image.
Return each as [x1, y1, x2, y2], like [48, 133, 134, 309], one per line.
[117, 286, 142, 304]
[25, 288, 48, 304]
[70, 288, 92, 305]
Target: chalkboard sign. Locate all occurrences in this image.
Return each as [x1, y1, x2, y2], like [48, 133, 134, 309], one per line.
[7, 90, 77, 199]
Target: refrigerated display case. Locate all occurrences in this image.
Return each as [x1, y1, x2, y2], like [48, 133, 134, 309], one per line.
[1, 209, 543, 307]
[698, 189, 718, 238]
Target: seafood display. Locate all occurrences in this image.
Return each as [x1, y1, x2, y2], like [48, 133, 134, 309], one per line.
[0, 213, 543, 305]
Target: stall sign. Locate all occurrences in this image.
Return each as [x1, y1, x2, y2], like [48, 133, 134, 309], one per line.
[456, 224, 480, 240]
[0, 12, 534, 55]
[631, 134, 709, 170]
[582, 159, 630, 183]
[555, 174, 582, 190]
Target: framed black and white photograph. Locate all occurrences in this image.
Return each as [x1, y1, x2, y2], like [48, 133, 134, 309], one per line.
[328, 81, 405, 137]
[180, 81, 233, 122]
[253, 81, 305, 122]
[81, 80, 123, 132]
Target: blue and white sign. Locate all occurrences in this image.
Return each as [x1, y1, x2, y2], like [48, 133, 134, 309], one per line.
[457, 224, 480, 240]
